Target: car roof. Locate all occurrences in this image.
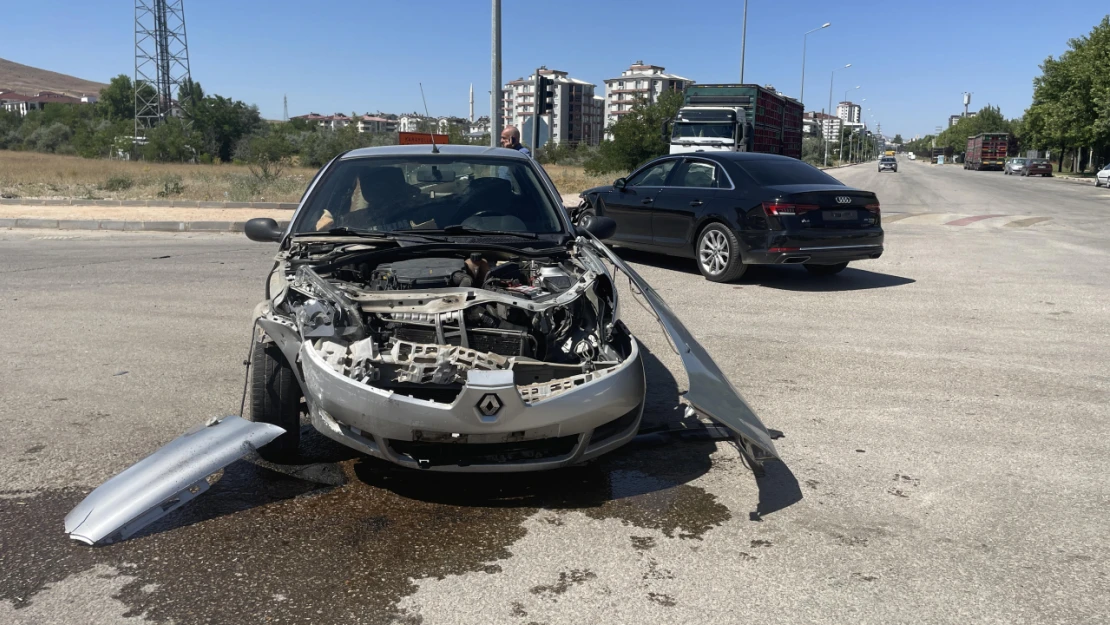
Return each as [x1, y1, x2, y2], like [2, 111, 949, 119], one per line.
[340, 144, 529, 160]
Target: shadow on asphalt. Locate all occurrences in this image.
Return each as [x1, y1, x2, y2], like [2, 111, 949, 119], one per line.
[612, 247, 914, 291]
[751, 266, 915, 292]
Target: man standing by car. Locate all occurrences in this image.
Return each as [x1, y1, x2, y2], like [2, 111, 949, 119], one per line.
[500, 126, 531, 157]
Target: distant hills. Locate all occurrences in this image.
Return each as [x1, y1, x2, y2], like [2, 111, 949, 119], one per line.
[0, 57, 108, 96]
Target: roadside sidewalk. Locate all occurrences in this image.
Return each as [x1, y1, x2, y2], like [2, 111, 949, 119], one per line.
[0, 204, 292, 233]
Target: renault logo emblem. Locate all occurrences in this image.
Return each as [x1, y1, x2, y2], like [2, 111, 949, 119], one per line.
[835, 196, 852, 204]
[477, 393, 503, 417]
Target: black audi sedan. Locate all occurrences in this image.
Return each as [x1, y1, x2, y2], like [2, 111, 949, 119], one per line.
[575, 153, 883, 282]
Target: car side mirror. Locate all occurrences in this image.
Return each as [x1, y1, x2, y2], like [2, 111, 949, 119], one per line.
[613, 178, 627, 191]
[244, 217, 284, 243]
[577, 215, 617, 240]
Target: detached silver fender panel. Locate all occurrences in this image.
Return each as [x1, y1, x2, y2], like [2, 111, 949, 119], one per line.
[64, 415, 284, 545]
[584, 239, 779, 460]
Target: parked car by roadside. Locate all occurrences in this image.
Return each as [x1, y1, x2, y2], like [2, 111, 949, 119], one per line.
[575, 152, 883, 282]
[1004, 157, 1027, 175]
[1021, 159, 1053, 177]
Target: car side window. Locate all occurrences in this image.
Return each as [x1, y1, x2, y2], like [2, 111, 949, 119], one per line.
[670, 161, 721, 188]
[627, 160, 677, 187]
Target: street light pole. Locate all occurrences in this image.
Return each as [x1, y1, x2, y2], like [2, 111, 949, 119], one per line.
[800, 22, 830, 105]
[490, 0, 501, 148]
[740, 0, 749, 83]
[824, 63, 850, 167]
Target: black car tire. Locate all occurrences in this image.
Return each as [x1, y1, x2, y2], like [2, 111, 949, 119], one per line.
[804, 262, 849, 276]
[696, 223, 746, 282]
[576, 206, 596, 227]
[249, 338, 302, 463]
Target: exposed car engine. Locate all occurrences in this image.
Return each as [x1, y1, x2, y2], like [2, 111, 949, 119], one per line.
[267, 247, 628, 404]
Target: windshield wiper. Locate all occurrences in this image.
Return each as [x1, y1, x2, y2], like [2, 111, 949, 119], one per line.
[435, 225, 539, 239]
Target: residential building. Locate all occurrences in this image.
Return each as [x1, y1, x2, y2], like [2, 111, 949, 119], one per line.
[949, 114, 962, 128]
[397, 114, 432, 133]
[469, 115, 490, 136]
[836, 101, 861, 124]
[357, 114, 393, 133]
[804, 111, 840, 138]
[501, 67, 602, 147]
[436, 116, 469, 135]
[603, 62, 693, 138]
[586, 96, 605, 146]
[0, 90, 83, 116]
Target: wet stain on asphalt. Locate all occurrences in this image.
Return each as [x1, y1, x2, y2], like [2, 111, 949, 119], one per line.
[0, 429, 727, 624]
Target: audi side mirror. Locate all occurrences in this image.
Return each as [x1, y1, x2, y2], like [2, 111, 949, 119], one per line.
[613, 178, 627, 191]
[244, 217, 284, 243]
[577, 215, 617, 240]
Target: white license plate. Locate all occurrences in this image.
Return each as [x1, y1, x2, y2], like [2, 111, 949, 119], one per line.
[825, 210, 857, 221]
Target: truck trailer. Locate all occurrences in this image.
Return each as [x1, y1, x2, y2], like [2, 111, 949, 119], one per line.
[668, 84, 803, 159]
[965, 133, 1010, 171]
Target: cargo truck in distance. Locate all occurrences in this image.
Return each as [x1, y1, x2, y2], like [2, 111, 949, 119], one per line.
[965, 133, 1010, 171]
[667, 84, 803, 160]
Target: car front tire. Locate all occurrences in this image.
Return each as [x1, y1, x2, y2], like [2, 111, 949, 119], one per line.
[804, 262, 849, 276]
[249, 338, 302, 463]
[696, 223, 746, 282]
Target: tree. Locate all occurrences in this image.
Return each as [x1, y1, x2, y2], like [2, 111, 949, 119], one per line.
[235, 129, 296, 181]
[184, 94, 263, 162]
[142, 117, 197, 162]
[98, 75, 134, 122]
[585, 91, 683, 174]
[892, 134, 903, 144]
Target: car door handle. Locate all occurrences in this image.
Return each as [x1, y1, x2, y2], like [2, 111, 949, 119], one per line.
[641, 198, 653, 205]
[689, 200, 703, 207]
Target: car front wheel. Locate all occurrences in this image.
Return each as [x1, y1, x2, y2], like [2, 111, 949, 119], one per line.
[696, 224, 746, 282]
[804, 262, 849, 276]
[249, 338, 302, 463]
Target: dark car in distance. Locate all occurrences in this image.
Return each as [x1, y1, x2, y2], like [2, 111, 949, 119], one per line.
[1021, 158, 1053, 177]
[575, 153, 883, 282]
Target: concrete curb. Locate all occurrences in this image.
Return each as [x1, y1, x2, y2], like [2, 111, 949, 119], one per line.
[0, 198, 299, 210]
[0, 219, 290, 233]
[1051, 175, 1097, 186]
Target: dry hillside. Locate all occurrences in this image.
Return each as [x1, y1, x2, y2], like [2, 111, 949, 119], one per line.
[0, 57, 108, 96]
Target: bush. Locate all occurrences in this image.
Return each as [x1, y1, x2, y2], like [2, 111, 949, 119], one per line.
[27, 122, 74, 154]
[156, 174, 185, 197]
[103, 175, 134, 191]
[584, 91, 683, 174]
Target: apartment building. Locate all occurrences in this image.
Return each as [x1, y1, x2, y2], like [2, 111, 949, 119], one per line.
[501, 67, 601, 147]
[836, 101, 861, 124]
[357, 115, 394, 133]
[602, 62, 692, 137]
[805, 111, 842, 142]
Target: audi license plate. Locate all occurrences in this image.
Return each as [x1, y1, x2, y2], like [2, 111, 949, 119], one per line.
[825, 210, 857, 221]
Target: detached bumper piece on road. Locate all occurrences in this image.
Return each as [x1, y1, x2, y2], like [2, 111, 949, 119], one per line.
[63, 416, 283, 545]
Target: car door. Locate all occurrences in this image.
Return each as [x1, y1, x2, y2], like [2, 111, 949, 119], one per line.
[652, 158, 729, 251]
[602, 158, 678, 247]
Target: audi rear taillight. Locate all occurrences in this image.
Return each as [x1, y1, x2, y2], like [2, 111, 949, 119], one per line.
[763, 202, 819, 216]
[865, 203, 880, 215]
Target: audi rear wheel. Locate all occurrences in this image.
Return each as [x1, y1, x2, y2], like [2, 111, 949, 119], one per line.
[696, 224, 746, 282]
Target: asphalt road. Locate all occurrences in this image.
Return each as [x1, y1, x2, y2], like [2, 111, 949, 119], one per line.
[1, 160, 1108, 624]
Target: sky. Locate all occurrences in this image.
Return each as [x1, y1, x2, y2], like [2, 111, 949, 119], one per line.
[4, 1, 1108, 138]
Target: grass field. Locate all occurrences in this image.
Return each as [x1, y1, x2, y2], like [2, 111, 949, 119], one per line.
[0, 150, 615, 203]
[0, 150, 318, 202]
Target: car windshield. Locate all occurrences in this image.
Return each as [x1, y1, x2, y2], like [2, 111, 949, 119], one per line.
[881, 157, 896, 163]
[672, 123, 734, 139]
[1013, 158, 1027, 164]
[291, 155, 564, 235]
[1032, 159, 1050, 164]
[736, 159, 844, 186]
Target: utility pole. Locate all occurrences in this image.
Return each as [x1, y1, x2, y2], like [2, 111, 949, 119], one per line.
[490, 0, 501, 148]
[800, 23, 830, 104]
[739, 0, 748, 83]
[962, 92, 971, 118]
[283, 94, 288, 122]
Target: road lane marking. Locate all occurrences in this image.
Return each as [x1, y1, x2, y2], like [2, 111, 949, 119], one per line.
[945, 214, 1008, 226]
[1004, 216, 1052, 228]
[882, 213, 927, 223]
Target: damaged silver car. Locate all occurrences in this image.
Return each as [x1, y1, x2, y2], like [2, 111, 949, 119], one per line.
[65, 145, 779, 544]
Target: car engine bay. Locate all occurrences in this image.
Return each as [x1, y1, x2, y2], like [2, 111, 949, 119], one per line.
[265, 245, 633, 404]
